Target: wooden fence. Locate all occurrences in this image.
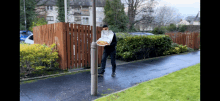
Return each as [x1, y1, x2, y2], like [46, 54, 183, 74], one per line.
[33, 22, 104, 70]
[165, 31, 200, 50]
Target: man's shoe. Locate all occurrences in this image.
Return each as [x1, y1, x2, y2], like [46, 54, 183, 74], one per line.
[111, 72, 116, 77]
[98, 73, 104, 77]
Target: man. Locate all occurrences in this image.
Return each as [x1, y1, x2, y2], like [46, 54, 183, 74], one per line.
[98, 25, 117, 77]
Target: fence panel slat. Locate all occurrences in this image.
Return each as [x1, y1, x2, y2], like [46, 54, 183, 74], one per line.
[78, 24, 82, 68]
[84, 25, 89, 67]
[81, 25, 85, 67]
[88, 26, 91, 67]
[70, 24, 74, 68]
[66, 23, 70, 69]
[74, 24, 78, 68]
[62, 22, 67, 69]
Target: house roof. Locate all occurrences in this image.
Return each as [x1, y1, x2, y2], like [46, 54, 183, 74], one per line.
[194, 17, 200, 22]
[178, 20, 190, 25]
[36, 0, 106, 7]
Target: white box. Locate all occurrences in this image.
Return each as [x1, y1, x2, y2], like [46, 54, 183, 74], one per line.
[96, 30, 114, 46]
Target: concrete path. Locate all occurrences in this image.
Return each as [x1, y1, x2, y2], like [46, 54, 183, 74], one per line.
[20, 51, 200, 101]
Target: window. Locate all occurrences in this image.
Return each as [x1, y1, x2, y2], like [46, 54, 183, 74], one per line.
[27, 32, 32, 35]
[75, 17, 81, 21]
[20, 31, 32, 36]
[46, 16, 54, 21]
[83, 17, 89, 24]
[46, 6, 53, 11]
[99, 17, 102, 22]
[29, 35, 33, 40]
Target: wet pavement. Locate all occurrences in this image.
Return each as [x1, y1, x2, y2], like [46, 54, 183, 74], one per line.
[20, 51, 200, 101]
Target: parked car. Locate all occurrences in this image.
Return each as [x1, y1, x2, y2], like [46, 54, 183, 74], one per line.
[20, 30, 33, 42]
[25, 34, 34, 44]
[129, 32, 154, 36]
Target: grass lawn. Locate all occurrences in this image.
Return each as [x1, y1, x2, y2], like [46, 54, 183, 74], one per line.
[95, 63, 200, 101]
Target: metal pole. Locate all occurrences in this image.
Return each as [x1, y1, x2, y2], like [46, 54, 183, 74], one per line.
[64, 0, 67, 22]
[91, 0, 98, 96]
[23, 0, 27, 31]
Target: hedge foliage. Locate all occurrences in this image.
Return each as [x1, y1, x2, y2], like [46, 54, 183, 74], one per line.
[163, 43, 188, 55]
[116, 35, 173, 61]
[20, 43, 59, 73]
[152, 24, 188, 34]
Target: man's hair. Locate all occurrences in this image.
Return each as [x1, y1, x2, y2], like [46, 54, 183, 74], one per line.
[103, 25, 108, 28]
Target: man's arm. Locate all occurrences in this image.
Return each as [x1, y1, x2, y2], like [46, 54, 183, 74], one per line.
[109, 33, 117, 46]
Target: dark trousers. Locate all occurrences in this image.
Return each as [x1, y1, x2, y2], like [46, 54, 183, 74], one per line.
[99, 49, 116, 74]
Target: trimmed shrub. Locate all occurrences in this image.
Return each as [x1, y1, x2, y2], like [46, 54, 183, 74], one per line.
[167, 24, 177, 32]
[178, 25, 187, 32]
[152, 26, 166, 34]
[20, 43, 59, 73]
[116, 35, 172, 61]
[163, 43, 189, 55]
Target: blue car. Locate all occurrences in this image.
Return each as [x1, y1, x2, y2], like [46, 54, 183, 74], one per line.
[20, 31, 33, 41]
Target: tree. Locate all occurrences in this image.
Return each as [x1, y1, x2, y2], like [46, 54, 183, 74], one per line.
[56, 0, 70, 22]
[20, 0, 49, 31]
[103, 0, 129, 32]
[123, 0, 158, 31]
[153, 5, 179, 27]
[20, 0, 37, 31]
[29, 17, 48, 31]
[134, 0, 157, 31]
[185, 16, 196, 23]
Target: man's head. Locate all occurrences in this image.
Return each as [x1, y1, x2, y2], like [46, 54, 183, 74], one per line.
[103, 25, 108, 30]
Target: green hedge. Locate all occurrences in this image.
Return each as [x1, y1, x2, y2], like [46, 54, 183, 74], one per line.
[116, 35, 172, 61]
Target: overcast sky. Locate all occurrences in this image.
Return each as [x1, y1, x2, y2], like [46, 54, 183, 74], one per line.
[156, 0, 200, 19]
[122, 0, 200, 19]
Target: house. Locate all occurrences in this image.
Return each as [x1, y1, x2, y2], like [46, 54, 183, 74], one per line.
[190, 11, 200, 25]
[36, 0, 106, 27]
[177, 19, 190, 26]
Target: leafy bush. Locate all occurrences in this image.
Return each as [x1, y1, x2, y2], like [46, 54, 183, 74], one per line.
[171, 43, 179, 47]
[20, 43, 59, 73]
[187, 47, 194, 52]
[29, 18, 47, 32]
[164, 24, 187, 33]
[167, 24, 177, 32]
[152, 26, 166, 34]
[116, 35, 172, 61]
[163, 43, 189, 55]
[178, 25, 187, 32]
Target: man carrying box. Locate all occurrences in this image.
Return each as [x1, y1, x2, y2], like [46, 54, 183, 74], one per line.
[98, 25, 117, 77]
